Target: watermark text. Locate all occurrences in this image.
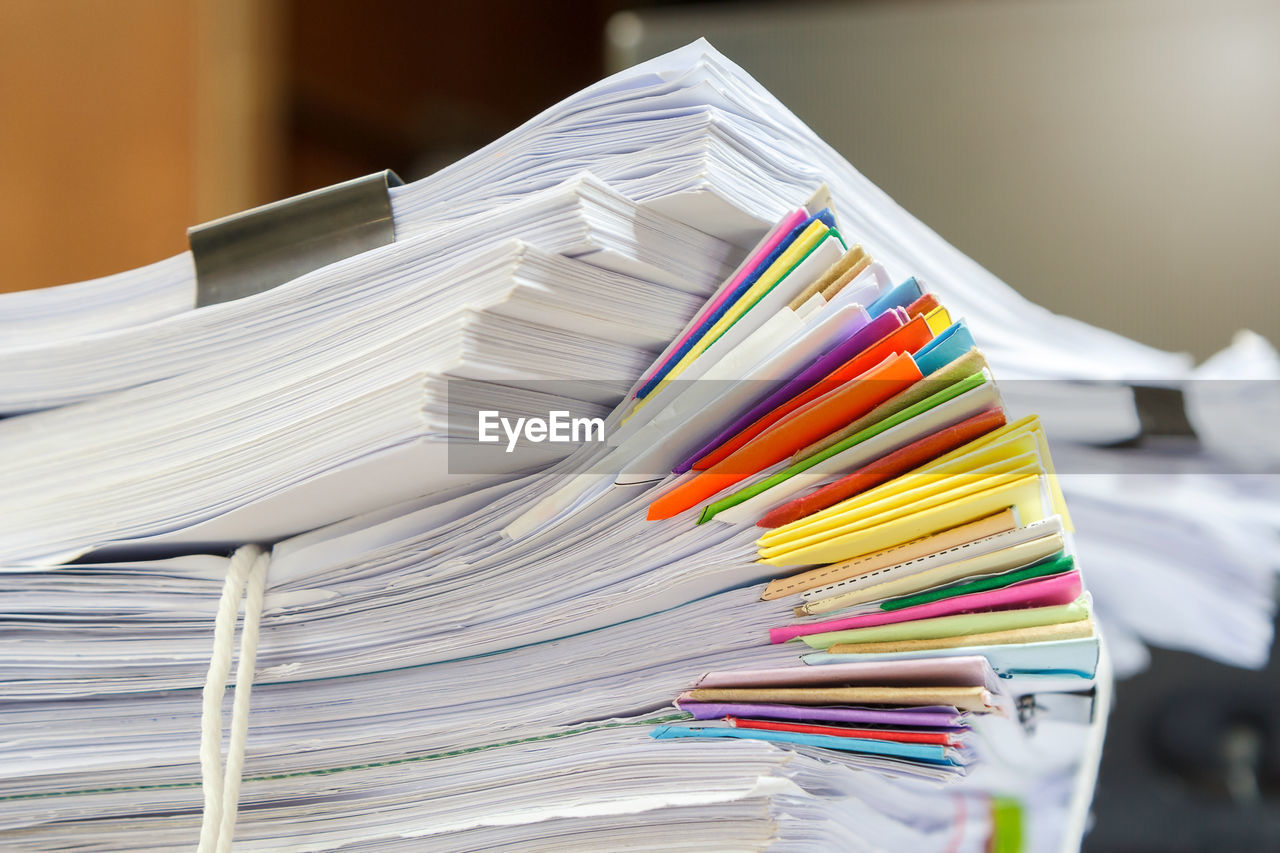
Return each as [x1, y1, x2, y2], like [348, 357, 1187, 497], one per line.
[477, 410, 606, 452]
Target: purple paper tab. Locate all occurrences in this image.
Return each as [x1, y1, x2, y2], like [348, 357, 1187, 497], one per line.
[675, 699, 963, 728]
[672, 309, 906, 474]
[694, 655, 995, 690]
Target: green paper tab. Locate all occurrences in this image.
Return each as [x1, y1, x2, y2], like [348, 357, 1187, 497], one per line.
[879, 554, 1074, 611]
[698, 371, 988, 524]
[991, 796, 1025, 853]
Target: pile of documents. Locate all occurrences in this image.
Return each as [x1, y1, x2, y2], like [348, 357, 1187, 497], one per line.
[1, 39, 1272, 851]
[568, 208, 1102, 798]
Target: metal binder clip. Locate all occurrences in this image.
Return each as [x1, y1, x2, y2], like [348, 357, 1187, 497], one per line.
[190, 169, 404, 308]
[1130, 384, 1198, 441]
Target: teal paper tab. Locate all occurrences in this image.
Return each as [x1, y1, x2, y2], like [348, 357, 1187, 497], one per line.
[650, 724, 956, 764]
[914, 321, 975, 376]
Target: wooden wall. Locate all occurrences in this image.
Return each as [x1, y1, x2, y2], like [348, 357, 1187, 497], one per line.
[0, 0, 618, 296]
[0, 0, 283, 294]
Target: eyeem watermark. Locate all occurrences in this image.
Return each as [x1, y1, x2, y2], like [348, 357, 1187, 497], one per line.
[478, 410, 606, 452]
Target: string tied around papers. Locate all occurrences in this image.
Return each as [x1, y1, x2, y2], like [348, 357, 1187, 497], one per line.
[190, 170, 404, 308]
[198, 544, 270, 853]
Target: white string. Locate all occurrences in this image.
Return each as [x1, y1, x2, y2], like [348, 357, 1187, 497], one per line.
[197, 545, 255, 852]
[197, 544, 267, 853]
[216, 549, 269, 852]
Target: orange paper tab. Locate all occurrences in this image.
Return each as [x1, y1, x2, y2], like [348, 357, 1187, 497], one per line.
[647, 352, 922, 520]
[693, 314, 934, 471]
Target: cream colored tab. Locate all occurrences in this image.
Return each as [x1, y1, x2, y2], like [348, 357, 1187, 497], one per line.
[826, 618, 1096, 655]
[800, 531, 1065, 615]
[684, 685, 994, 713]
[759, 509, 1017, 600]
[787, 245, 866, 311]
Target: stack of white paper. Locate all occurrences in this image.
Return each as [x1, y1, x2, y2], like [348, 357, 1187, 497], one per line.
[0, 253, 194, 350]
[0, 176, 730, 414]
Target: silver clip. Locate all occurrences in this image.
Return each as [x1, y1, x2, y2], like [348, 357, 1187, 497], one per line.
[190, 170, 404, 308]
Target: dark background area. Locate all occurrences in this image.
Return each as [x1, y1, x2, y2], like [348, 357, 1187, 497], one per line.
[1090, 646, 1280, 851]
[284, 0, 617, 197]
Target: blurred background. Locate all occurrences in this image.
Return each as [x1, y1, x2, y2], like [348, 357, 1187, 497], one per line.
[2, 0, 1278, 848]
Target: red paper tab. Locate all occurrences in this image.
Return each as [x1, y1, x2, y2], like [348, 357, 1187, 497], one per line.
[756, 407, 1008, 528]
[729, 716, 957, 745]
[647, 352, 922, 520]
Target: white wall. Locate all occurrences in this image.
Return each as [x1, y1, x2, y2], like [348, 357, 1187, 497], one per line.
[610, 0, 1280, 360]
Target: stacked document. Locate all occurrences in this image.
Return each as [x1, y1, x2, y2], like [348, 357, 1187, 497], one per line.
[4, 37, 1271, 852]
[3, 201, 1105, 851]
[575, 209, 1099, 797]
[0, 180, 737, 563]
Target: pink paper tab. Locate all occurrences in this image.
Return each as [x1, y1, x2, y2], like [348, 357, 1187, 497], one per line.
[634, 207, 807, 396]
[769, 572, 1084, 644]
[695, 655, 998, 691]
[675, 700, 964, 727]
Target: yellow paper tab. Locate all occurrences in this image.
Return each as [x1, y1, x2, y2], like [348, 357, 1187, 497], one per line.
[657, 220, 832, 388]
[760, 474, 1050, 566]
[761, 415, 1071, 554]
[773, 454, 1043, 559]
[763, 432, 1043, 551]
[758, 509, 1018, 600]
[924, 306, 952, 335]
[921, 413, 1071, 529]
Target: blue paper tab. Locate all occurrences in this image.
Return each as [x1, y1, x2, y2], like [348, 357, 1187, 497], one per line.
[635, 208, 839, 399]
[914, 321, 975, 375]
[866, 277, 924, 317]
